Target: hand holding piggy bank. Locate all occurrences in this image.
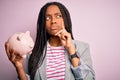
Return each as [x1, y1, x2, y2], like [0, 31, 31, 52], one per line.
[7, 31, 34, 58]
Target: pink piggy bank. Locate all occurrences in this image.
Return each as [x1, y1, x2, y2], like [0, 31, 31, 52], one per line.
[7, 31, 34, 58]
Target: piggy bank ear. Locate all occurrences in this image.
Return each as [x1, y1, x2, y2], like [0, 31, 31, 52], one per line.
[25, 31, 30, 36]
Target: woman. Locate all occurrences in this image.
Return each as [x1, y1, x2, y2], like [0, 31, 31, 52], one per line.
[5, 2, 95, 80]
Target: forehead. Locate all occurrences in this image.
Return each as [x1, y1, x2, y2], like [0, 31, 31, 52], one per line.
[46, 5, 61, 15]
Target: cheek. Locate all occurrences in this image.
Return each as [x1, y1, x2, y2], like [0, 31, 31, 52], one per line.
[45, 22, 50, 29]
[45, 26, 50, 34]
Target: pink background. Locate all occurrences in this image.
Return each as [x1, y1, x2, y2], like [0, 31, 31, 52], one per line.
[0, 0, 120, 80]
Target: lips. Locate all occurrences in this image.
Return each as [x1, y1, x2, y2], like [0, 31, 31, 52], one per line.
[51, 25, 57, 29]
[48, 25, 61, 35]
[50, 26, 58, 34]
[51, 28, 57, 30]
[50, 25, 59, 31]
[51, 28, 58, 32]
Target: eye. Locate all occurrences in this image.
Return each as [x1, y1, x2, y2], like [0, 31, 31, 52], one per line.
[56, 14, 62, 19]
[46, 16, 51, 21]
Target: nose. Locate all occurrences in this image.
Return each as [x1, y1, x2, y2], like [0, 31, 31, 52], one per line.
[51, 17, 57, 24]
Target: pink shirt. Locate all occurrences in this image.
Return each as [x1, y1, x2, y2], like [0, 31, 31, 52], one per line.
[46, 44, 66, 80]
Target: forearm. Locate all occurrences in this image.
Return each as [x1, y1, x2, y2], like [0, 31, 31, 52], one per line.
[71, 59, 95, 80]
[15, 66, 27, 80]
[67, 44, 79, 67]
[70, 41, 95, 80]
[70, 57, 80, 67]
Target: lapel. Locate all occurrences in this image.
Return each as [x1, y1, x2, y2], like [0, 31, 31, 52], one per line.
[34, 53, 47, 80]
[64, 49, 75, 80]
[39, 50, 47, 80]
[64, 50, 71, 80]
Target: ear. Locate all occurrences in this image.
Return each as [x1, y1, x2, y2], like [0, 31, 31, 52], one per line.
[25, 31, 30, 36]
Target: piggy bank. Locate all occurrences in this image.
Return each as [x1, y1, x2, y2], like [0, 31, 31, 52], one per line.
[7, 31, 34, 58]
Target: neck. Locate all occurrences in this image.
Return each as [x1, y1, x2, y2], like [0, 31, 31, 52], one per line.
[49, 36, 62, 47]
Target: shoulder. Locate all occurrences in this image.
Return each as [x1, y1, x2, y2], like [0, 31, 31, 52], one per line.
[72, 40, 90, 53]
[73, 40, 89, 48]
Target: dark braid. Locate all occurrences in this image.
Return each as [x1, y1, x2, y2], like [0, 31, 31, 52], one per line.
[28, 2, 74, 80]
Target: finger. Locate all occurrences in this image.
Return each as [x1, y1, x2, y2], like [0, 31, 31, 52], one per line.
[61, 32, 68, 40]
[5, 42, 10, 58]
[55, 29, 63, 36]
[10, 48, 15, 62]
[16, 53, 23, 60]
[56, 32, 66, 41]
[61, 35, 66, 40]
[56, 30, 67, 40]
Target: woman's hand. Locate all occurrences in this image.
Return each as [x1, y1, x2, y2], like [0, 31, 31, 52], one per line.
[55, 29, 72, 47]
[5, 42, 27, 80]
[5, 42, 24, 68]
[55, 23, 80, 67]
[55, 23, 76, 55]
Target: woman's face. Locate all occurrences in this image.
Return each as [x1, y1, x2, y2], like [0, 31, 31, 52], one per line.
[45, 5, 65, 36]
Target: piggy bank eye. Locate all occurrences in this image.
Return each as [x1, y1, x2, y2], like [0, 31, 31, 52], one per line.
[17, 36, 20, 41]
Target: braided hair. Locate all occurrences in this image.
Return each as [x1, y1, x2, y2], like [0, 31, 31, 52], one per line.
[28, 2, 74, 80]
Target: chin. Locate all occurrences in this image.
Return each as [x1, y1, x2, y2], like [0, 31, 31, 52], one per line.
[49, 33, 57, 37]
[50, 31, 57, 35]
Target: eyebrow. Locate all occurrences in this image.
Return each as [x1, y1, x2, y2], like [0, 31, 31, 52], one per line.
[46, 12, 62, 16]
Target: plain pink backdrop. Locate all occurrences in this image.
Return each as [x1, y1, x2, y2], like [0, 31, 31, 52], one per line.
[0, 0, 120, 80]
